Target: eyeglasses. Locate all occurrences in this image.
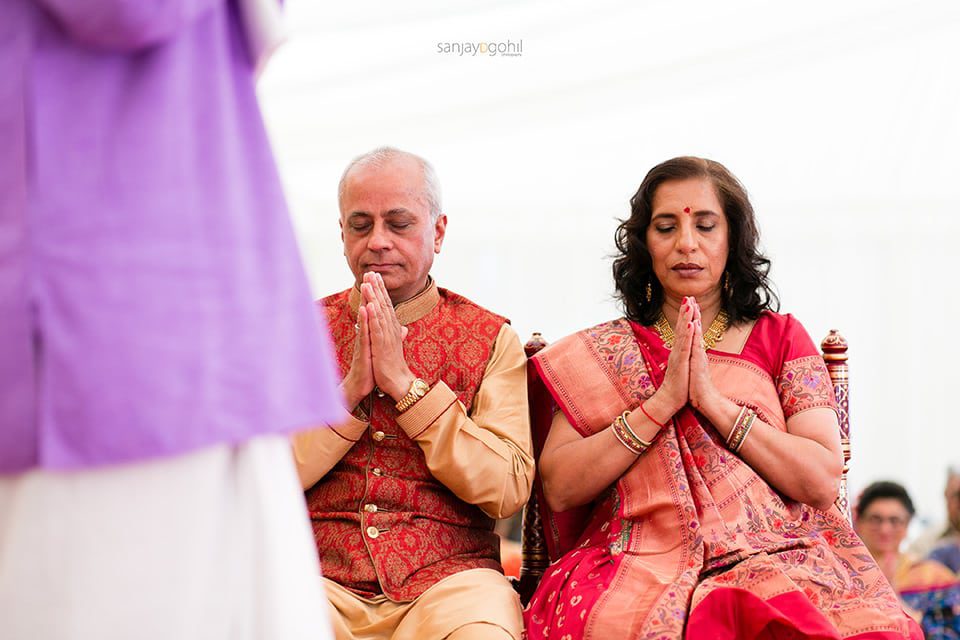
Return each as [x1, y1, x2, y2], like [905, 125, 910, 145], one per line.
[861, 514, 909, 529]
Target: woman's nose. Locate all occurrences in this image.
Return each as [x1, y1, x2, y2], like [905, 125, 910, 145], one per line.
[676, 223, 696, 253]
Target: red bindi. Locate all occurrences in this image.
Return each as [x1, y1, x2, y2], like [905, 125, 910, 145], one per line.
[683, 207, 691, 214]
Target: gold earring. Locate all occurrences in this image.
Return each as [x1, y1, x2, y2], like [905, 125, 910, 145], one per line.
[645, 281, 652, 303]
[723, 272, 731, 295]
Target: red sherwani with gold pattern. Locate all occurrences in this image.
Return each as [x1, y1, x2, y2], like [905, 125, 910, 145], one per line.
[308, 287, 507, 601]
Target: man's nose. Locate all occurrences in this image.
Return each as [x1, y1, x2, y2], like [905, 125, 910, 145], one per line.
[367, 223, 392, 250]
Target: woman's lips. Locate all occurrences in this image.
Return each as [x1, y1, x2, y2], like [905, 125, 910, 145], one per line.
[672, 265, 703, 278]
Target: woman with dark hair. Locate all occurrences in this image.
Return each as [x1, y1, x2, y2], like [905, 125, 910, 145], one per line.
[523, 157, 921, 638]
[855, 481, 960, 638]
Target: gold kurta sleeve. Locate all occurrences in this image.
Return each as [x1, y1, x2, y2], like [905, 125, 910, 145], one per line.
[291, 397, 368, 490]
[395, 323, 533, 519]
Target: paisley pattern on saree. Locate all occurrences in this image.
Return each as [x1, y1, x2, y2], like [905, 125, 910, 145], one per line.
[778, 354, 837, 418]
[580, 320, 658, 410]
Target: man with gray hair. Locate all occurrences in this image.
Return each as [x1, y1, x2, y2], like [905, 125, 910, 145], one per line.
[926, 467, 960, 572]
[293, 147, 533, 640]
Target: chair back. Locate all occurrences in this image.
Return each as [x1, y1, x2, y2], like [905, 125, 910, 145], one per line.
[821, 330, 851, 519]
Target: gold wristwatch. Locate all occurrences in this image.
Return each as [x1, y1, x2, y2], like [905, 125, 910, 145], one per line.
[395, 378, 430, 413]
[396, 378, 430, 413]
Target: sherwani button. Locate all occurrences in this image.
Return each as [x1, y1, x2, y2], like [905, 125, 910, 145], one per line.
[372, 431, 386, 442]
[364, 503, 378, 513]
[366, 526, 380, 539]
[372, 467, 383, 476]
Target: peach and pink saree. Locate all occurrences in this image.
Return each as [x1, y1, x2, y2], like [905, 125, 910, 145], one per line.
[524, 312, 921, 639]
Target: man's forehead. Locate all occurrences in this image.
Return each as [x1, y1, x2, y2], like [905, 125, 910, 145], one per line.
[342, 184, 425, 207]
[345, 168, 422, 198]
[339, 155, 431, 218]
[343, 178, 425, 208]
[345, 155, 422, 185]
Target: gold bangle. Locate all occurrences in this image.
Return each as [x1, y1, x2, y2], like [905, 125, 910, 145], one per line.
[726, 406, 748, 448]
[611, 411, 652, 456]
[731, 411, 757, 454]
[728, 415, 748, 452]
[620, 411, 653, 448]
[727, 406, 756, 453]
[611, 419, 643, 455]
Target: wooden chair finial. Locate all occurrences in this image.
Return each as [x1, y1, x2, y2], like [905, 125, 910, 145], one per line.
[821, 330, 851, 520]
[525, 332, 547, 357]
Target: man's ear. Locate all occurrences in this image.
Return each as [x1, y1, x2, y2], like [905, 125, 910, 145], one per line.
[433, 213, 447, 254]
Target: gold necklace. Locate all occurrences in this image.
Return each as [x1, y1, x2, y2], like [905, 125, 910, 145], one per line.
[654, 309, 730, 350]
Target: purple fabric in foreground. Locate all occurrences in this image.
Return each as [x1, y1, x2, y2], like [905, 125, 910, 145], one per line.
[0, 0, 344, 472]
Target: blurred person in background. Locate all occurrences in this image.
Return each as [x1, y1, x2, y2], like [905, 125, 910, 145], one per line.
[855, 481, 960, 638]
[914, 468, 960, 573]
[0, 1, 342, 638]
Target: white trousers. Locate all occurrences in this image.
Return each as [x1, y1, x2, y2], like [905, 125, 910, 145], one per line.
[0, 436, 332, 640]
